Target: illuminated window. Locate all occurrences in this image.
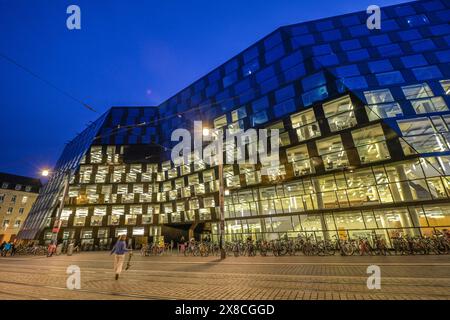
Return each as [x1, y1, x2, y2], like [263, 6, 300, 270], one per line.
[323, 96, 357, 132]
[201, 169, 214, 182]
[240, 164, 261, 185]
[81, 229, 93, 239]
[316, 136, 349, 171]
[411, 97, 448, 114]
[74, 207, 88, 226]
[366, 102, 403, 121]
[199, 208, 211, 221]
[214, 115, 227, 129]
[364, 89, 394, 104]
[224, 165, 240, 188]
[286, 144, 314, 176]
[402, 83, 434, 99]
[265, 121, 290, 147]
[364, 89, 402, 121]
[440, 79, 450, 95]
[125, 214, 137, 225]
[141, 215, 152, 224]
[112, 165, 125, 183]
[86, 185, 99, 204]
[290, 109, 321, 142]
[133, 184, 143, 194]
[398, 118, 449, 154]
[265, 164, 286, 182]
[95, 166, 108, 183]
[352, 124, 390, 163]
[80, 165, 93, 183]
[90, 146, 103, 163]
[90, 214, 104, 227]
[115, 228, 127, 237]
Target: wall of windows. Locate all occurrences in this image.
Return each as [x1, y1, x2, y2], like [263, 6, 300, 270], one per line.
[25, 0, 450, 243]
[214, 203, 450, 245]
[56, 135, 450, 241]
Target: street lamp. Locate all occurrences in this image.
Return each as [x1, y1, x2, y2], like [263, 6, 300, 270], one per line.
[41, 168, 71, 245]
[202, 128, 210, 137]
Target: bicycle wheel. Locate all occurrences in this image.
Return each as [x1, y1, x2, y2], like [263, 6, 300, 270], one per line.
[326, 245, 336, 256]
[342, 245, 353, 256]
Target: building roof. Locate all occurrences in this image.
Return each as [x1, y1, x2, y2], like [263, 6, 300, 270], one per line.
[0, 172, 42, 193]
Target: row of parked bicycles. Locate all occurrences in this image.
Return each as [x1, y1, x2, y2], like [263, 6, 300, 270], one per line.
[13, 245, 48, 255]
[179, 234, 450, 257]
[140, 242, 173, 256]
[12, 243, 96, 256]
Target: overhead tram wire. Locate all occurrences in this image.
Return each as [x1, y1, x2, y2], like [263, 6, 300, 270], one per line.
[0, 51, 97, 112]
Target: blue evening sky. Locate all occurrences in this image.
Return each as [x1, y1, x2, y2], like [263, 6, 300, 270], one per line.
[0, 0, 408, 178]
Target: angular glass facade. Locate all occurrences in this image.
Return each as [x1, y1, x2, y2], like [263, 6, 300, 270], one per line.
[19, 0, 450, 248]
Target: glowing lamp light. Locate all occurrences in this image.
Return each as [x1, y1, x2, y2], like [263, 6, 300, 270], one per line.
[41, 169, 50, 177]
[202, 128, 210, 137]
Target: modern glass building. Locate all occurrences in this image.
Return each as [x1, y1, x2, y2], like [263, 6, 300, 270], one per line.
[19, 0, 450, 248]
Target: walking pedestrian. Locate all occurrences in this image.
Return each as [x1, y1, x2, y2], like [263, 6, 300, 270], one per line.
[110, 235, 130, 280]
[3, 242, 12, 256]
[47, 241, 56, 257]
[178, 236, 186, 253]
[10, 241, 16, 256]
[0, 241, 5, 256]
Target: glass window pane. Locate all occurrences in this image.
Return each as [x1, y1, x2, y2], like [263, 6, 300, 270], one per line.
[323, 96, 357, 132]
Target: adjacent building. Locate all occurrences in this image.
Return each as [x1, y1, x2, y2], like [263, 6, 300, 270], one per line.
[18, 0, 450, 248]
[0, 173, 41, 243]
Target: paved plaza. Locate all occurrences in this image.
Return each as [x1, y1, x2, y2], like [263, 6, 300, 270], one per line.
[0, 252, 449, 300]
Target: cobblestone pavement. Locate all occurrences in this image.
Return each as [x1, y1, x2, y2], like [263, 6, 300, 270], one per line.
[0, 252, 449, 300]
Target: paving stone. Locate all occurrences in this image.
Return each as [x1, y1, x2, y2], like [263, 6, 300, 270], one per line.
[0, 253, 448, 300]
